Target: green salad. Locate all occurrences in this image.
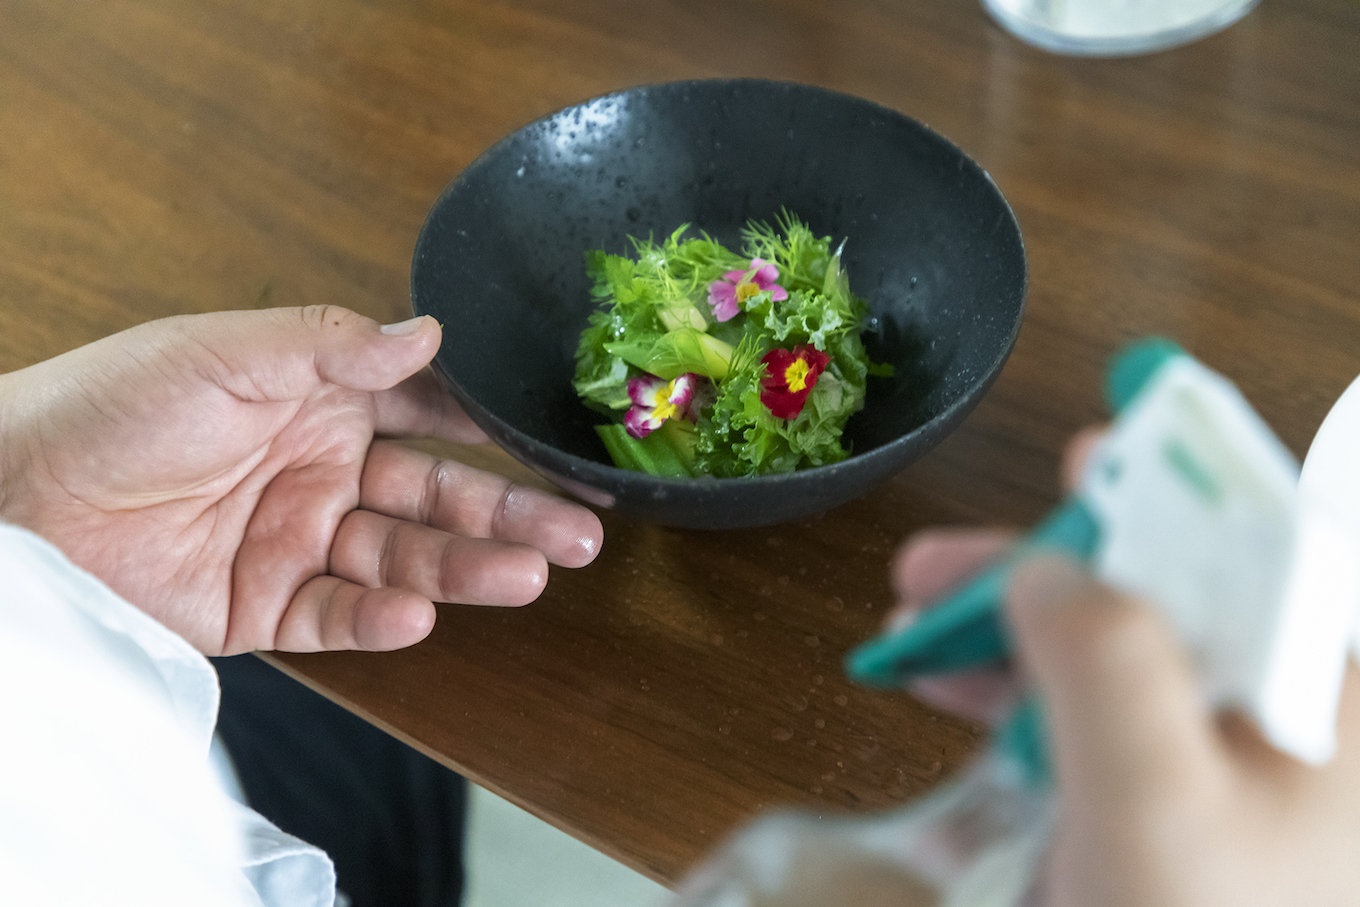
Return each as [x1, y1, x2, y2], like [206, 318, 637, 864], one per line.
[572, 213, 890, 478]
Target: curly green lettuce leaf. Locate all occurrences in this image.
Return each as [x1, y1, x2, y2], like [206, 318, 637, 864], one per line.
[694, 352, 863, 477]
[573, 250, 661, 411]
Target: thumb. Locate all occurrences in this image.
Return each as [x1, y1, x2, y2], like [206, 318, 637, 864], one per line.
[181, 306, 442, 400]
[307, 307, 442, 392]
[1005, 556, 1220, 809]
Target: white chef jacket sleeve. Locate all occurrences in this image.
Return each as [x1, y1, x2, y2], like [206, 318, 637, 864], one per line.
[0, 523, 338, 907]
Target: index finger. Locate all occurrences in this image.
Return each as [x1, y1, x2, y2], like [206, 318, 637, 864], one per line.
[359, 440, 603, 568]
[890, 527, 1017, 614]
[883, 528, 1020, 723]
[1060, 424, 1108, 492]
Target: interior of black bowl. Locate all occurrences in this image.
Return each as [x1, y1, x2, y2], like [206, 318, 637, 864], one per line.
[413, 78, 1025, 516]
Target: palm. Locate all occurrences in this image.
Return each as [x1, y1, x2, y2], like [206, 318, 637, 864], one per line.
[36, 377, 376, 653]
[0, 307, 603, 655]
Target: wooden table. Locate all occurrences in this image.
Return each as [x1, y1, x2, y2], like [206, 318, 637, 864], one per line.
[3, 0, 1358, 888]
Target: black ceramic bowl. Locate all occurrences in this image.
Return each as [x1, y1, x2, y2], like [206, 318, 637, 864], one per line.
[412, 79, 1025, 529]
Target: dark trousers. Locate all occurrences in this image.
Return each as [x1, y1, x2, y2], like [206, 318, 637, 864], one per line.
[211, 654, 466, 907]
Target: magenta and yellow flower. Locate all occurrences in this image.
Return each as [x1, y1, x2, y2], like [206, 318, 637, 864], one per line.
[706, 258, 788, 323]
[625, 371, 702, 438]
[759, 345, 831, 420]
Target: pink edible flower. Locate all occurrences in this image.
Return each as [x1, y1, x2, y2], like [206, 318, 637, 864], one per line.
[706, 258, 788, 322]
[624, 371, 701, 438]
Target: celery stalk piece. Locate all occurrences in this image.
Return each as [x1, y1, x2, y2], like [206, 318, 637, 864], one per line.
[595, 421, 697, 478]
[657, 302, 710, 332]
[644, 328, 734, 382]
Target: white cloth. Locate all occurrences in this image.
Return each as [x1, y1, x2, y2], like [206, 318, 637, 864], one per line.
[0, 523, 337, 907]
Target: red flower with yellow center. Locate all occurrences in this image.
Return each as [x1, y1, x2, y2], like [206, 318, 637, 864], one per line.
[759, 345, 831, 420]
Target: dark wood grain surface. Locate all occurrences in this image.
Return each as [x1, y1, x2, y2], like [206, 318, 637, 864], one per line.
[3, 0, 1358, 886]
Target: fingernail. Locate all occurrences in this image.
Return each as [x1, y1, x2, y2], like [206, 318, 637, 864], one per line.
[1009, 554, 1089, 611]
[381, 315, 428, 336]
